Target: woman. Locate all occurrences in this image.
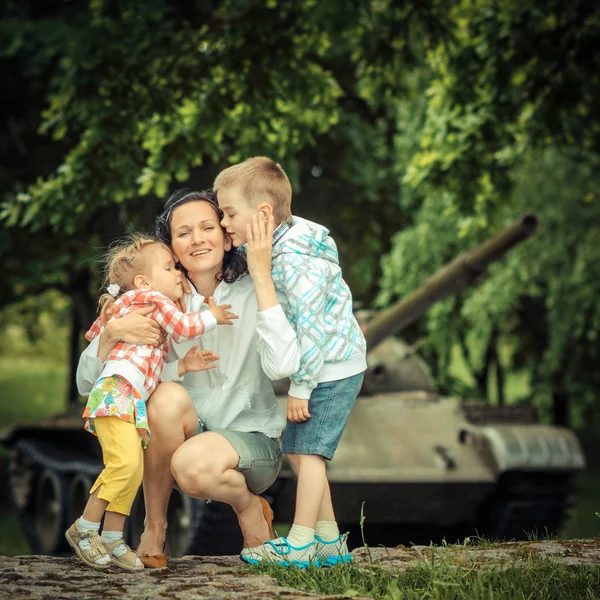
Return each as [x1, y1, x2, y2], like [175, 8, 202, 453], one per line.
[76, 189, 300, 566]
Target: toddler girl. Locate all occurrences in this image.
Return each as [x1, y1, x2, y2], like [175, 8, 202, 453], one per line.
[65, 234, 235, 570]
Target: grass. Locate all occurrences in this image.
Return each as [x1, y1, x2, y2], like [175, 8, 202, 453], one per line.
[0, 508, 30, 557]
[254, 556, 600, 599]
[0, 357, 67, 557]
[0, 357, 67, 431]
[561, 470, 600, 540]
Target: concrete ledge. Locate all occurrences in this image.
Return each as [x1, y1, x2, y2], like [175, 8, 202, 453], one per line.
[0, 553, 359, 599]
[1, 540, 599, 599]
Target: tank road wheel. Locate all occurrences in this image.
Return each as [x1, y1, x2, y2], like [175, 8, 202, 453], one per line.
[126, 490, 146, 550]
[34, 469, 69, 554]
[66, 474, 93, 526]
[185, 499, 243, 556]
[478, 471, 574, 541]
[165, 489, 194, 557]
[123, 491, 243, 557]
[8, 449, 41, 553]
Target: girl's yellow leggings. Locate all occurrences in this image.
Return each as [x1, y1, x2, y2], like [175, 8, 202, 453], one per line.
[90, 417, 144, 516]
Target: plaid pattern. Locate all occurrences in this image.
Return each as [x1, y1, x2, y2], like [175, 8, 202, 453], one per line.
[271, 217, 366, 396]
[86, 289, 208, 397]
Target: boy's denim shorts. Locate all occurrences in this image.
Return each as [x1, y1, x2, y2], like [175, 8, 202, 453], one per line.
[282, 372, 364, 460]
[196, 421, 282, 495]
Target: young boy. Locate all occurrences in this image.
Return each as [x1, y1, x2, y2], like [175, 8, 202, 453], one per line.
[215, 157, 367, 567]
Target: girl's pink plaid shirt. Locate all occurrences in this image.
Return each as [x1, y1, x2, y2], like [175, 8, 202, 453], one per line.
[85, 289, 212, 397]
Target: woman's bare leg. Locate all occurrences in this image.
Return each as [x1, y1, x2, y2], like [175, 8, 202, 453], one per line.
[136, 382, 198, 556]
[171, 432, 271, 548]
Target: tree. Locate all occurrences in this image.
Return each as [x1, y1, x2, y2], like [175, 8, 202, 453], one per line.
[1, 0, 434, 403]
[378, 0, 600, 426]
[1, 0, 446, 300]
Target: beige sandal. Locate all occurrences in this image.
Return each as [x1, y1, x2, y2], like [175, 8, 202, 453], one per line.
[103, 538, 144, 571]
[65, 520, 111, 570]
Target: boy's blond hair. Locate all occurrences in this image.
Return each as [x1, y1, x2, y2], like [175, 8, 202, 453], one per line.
[214, 156, 292, 224]
[98, 233, 169, 324]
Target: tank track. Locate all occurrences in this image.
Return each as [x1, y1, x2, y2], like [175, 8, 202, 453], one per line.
[13, 438, 102, 476]
[8, 439, 102, 555]
[9, 438, 245, 557]
[461, 401, 539, 425]
[479, 471, 574, 540]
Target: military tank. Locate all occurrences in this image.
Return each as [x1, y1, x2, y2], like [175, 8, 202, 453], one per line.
[0, 214, 586, 556]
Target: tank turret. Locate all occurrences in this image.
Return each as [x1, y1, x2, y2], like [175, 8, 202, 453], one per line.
[364, 214, 538, 350]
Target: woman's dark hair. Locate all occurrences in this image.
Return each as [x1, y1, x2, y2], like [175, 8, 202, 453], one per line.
[156, 188, 247, 284]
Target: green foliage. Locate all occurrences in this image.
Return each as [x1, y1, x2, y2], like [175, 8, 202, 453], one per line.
[405, 0, 600, 223]
[380, 147, 600, 422]
[1, 0, 438, 307]
[1, 0, 345, 233]
[376, 1, 600, 422]
[0, 290, 70, 359]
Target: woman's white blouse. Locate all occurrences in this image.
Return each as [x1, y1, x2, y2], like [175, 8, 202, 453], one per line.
[76, 276, 300, 438]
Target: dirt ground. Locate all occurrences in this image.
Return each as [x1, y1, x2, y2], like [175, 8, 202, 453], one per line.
[1, 539, 600, 600]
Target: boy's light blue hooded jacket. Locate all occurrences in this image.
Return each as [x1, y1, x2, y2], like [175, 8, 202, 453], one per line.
[271, 216, 367, 399]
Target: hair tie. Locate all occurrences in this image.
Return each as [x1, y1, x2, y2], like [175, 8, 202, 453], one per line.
[107, 283, 120, 298]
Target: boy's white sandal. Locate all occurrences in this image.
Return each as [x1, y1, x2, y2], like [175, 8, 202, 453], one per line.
[103, 538, 145, 570]
[65, 520, 111, 569]
[240, 536, 315, 568]
[314, 533, 352, 566]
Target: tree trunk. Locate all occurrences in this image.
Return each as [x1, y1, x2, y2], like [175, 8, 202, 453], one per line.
[67, 269, 95, 407]
[496, 354, 505, 406]
[475, 327, 498, 401]
[552, 389, 570, 426]
[67, 301, 80, 407]
[551, 372, 570, 426]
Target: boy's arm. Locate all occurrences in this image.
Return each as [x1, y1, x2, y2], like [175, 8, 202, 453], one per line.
[273, 255, 329, 399]
[246, 213, 301, 379]
[256, 303, 301, 381]
[146, 291, 217, 342]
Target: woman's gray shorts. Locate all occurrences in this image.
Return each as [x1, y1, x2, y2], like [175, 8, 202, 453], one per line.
[197, 421, 282, 495]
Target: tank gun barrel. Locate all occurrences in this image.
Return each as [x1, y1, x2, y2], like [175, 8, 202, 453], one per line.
[364, 214, 538, 350]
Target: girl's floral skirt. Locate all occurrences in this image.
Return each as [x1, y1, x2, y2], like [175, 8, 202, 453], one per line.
[83, 375, 150, 447]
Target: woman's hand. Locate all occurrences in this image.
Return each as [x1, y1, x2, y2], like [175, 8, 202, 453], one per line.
[178, 345, 219, 376]
[97, 305, 162, 361]
[105, 305, 163, 346]
[246, 213, 274, 282]
[175, 277, 192, 312]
